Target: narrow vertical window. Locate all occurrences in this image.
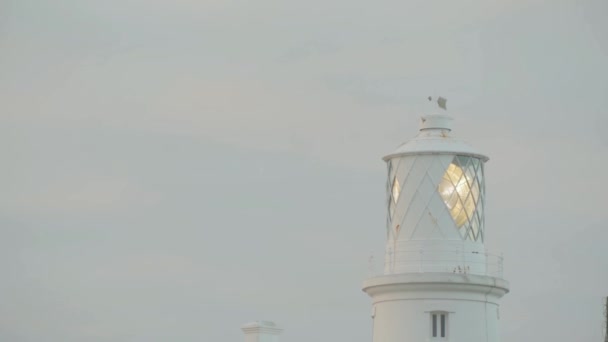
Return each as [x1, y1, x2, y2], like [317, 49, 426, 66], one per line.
[431, 312, 448, 339]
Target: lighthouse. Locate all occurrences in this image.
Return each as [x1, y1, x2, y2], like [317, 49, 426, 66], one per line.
[363, 108, 509, 342]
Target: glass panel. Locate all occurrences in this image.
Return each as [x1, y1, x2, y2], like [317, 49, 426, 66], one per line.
[432, 314, 437, 337]
[438, 175, 456, 206]
[468, 225, 476, 241]
[471, 157, 480, 171]
[444, 185, 460, 211]
[392, 178, 400, 204]
[464, 163, 476, 187]
[471, 215, 480, 240]
[477, 163, 485, 190]
[463, 193, 475, 221]
[454, 155, 468, 168]
[451, 203, 468, 239]
[451, 197, 464, 220]
[470, 179, 480, 204]
[452, 156, 462, 168]
[453, 201, 468, 227]
[438, 156, 485, 234]
[447, 164, 462, 185]
[477, 162, 485, 242]
[440, 314, 446, 338]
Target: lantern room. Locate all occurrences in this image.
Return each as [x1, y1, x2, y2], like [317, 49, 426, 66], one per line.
[382, 114, 492, 275]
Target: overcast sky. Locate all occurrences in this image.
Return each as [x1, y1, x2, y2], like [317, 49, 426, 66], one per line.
[1, 0, 607, 341]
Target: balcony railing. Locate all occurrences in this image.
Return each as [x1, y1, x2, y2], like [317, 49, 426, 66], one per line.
[367, 248, 504, 278]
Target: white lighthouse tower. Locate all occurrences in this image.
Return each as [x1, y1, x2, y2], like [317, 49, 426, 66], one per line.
[363, 107, 509, 342]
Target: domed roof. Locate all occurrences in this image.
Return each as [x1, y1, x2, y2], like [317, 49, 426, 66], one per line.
[383, 115, 489, 162]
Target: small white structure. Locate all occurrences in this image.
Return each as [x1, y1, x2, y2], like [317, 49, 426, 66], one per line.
[241, 321, 283, 342]
[363, 113, 509, 342]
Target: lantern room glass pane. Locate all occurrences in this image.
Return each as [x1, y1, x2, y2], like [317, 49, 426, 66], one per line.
[438, 155, 485, 241]
[392, 178, 400, 204]
[471, 214, 480, 240]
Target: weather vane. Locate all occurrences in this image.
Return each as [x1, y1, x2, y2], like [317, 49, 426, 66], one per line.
[428, 96, 447, 110]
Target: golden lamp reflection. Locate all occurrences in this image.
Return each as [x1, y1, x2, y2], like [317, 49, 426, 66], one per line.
[438, 163, 479, 228]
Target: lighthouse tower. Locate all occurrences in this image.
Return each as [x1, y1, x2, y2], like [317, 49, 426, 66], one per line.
[363, 109, 509, 342]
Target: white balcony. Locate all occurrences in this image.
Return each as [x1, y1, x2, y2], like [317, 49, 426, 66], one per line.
[368, 246, 504, 278]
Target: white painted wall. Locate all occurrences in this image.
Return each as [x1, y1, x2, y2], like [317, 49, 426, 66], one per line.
[364, 273, 508, 342]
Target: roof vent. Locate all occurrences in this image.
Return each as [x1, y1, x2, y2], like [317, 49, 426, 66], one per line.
[420, 115, 452, 131]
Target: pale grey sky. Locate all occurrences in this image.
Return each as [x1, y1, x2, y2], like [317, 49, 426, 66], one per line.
[1, 0, 607, 341]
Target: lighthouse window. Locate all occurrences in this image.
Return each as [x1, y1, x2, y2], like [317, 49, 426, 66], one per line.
[438, 155, 485, 242]
[391, 175, 401, 204]
[431, 312, 447, 338]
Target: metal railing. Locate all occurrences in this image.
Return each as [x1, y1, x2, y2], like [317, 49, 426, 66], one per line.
[368, 248, 504, 278]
